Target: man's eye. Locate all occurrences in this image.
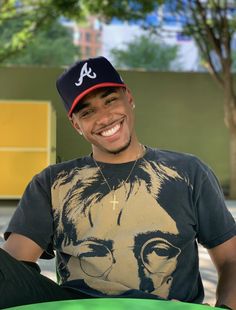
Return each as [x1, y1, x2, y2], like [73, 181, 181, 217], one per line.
[80, 109, 94, 118]
[106, 97, 117, 104]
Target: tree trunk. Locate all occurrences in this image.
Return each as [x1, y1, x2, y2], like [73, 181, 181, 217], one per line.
[224, 78, 236, 199]
[229, 125, 236, 199]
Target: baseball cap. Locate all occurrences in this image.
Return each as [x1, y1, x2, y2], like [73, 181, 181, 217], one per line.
[56, 56, 126, 117]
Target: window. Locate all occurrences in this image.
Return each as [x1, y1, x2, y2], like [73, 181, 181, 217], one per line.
[85, 32, 91, 42]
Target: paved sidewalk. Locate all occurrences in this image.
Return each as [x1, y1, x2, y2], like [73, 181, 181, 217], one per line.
[0, 200, 235, 306]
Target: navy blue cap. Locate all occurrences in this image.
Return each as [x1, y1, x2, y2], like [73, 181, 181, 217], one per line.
[56, 56, 126, 117]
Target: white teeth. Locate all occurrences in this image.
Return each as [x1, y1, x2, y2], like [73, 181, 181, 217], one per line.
[101, 123, 121, 137]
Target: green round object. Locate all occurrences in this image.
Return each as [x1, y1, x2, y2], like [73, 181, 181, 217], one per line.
[8, 298, 222, 310]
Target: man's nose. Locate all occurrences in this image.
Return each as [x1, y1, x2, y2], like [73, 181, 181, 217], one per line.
[95, 106, 113, 126]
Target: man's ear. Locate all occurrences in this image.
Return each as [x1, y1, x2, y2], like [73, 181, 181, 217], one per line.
[69, 114, 83, 135]
[125, 88, 135, 108]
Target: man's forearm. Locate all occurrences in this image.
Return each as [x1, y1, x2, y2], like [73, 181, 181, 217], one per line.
[215, 263, 236, 309]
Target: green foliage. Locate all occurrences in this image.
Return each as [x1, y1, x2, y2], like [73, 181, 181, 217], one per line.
[82, 0, 159, 22]
[0, 0, 87, 63]
[111, 35, 179, 70]
[1, 0, 236, 67]
[3, 19, 79, 66]
[83, 0, 236, 76]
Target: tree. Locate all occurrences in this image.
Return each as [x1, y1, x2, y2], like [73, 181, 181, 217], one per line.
[164, 0, 236, 199]
[110, 34, 179, 70]
[0, 0, 85, 63]
[2, 19, 78, 66]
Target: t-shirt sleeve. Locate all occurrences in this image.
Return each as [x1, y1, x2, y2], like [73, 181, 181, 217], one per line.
[4, 168, 54, 259]
[194, 162, 236, 249]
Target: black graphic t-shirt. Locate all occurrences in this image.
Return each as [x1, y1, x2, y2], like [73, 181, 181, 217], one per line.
[5, 148, 236, 302]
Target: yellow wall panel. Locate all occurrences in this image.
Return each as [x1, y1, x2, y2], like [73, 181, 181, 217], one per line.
[0, 101, 48, 148]
[0, 152, 48, 198]
[0, 100, 56, 199]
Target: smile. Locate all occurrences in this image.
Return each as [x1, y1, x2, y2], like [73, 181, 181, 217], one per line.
[100, 123, 121, 137]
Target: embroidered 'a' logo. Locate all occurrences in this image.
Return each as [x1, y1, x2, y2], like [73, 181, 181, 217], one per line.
[75, 62, 97, 86]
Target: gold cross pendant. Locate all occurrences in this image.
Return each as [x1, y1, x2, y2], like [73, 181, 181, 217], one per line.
[110, 191, 119, 210]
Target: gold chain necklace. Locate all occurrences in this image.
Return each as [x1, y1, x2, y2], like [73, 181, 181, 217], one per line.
[92, 144, 145, 210]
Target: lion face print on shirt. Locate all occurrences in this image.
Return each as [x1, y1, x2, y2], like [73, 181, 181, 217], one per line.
[51, 160, 185, 299]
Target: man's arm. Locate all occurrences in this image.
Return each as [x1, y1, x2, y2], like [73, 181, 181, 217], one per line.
[208, 236, 236, 309]
[2, 233, 44, 262]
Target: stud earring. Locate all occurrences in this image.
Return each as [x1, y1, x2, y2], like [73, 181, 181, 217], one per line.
[132, 104, 136, 109]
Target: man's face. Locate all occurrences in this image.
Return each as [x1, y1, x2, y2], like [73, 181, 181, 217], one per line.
[71, 87, 136, 157]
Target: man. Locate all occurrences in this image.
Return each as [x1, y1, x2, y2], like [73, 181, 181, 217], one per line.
[1, 56, 236, 309]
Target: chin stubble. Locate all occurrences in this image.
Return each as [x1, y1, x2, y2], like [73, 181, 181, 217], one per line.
[107, 137, 132, 155]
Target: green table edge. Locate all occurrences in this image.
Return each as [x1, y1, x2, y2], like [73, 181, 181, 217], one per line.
[7, 298, 224, 310]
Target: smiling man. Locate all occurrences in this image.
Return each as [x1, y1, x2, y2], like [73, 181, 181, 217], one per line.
[71, 86, 136, 159]
[1, 56, 236, 309]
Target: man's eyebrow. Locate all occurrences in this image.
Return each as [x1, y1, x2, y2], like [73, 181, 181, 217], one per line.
[76, 101, 91, 113]
[100, 88, 118, 99]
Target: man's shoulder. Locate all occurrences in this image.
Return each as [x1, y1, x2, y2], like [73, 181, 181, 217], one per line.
[148, 147, 200, 165]
[52, 155, 92, 171]
[37, 155, 91, 180]
[147, 147, 207, 174]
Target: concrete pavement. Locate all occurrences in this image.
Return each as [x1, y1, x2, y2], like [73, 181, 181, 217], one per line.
[0, 200, 235, 306]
